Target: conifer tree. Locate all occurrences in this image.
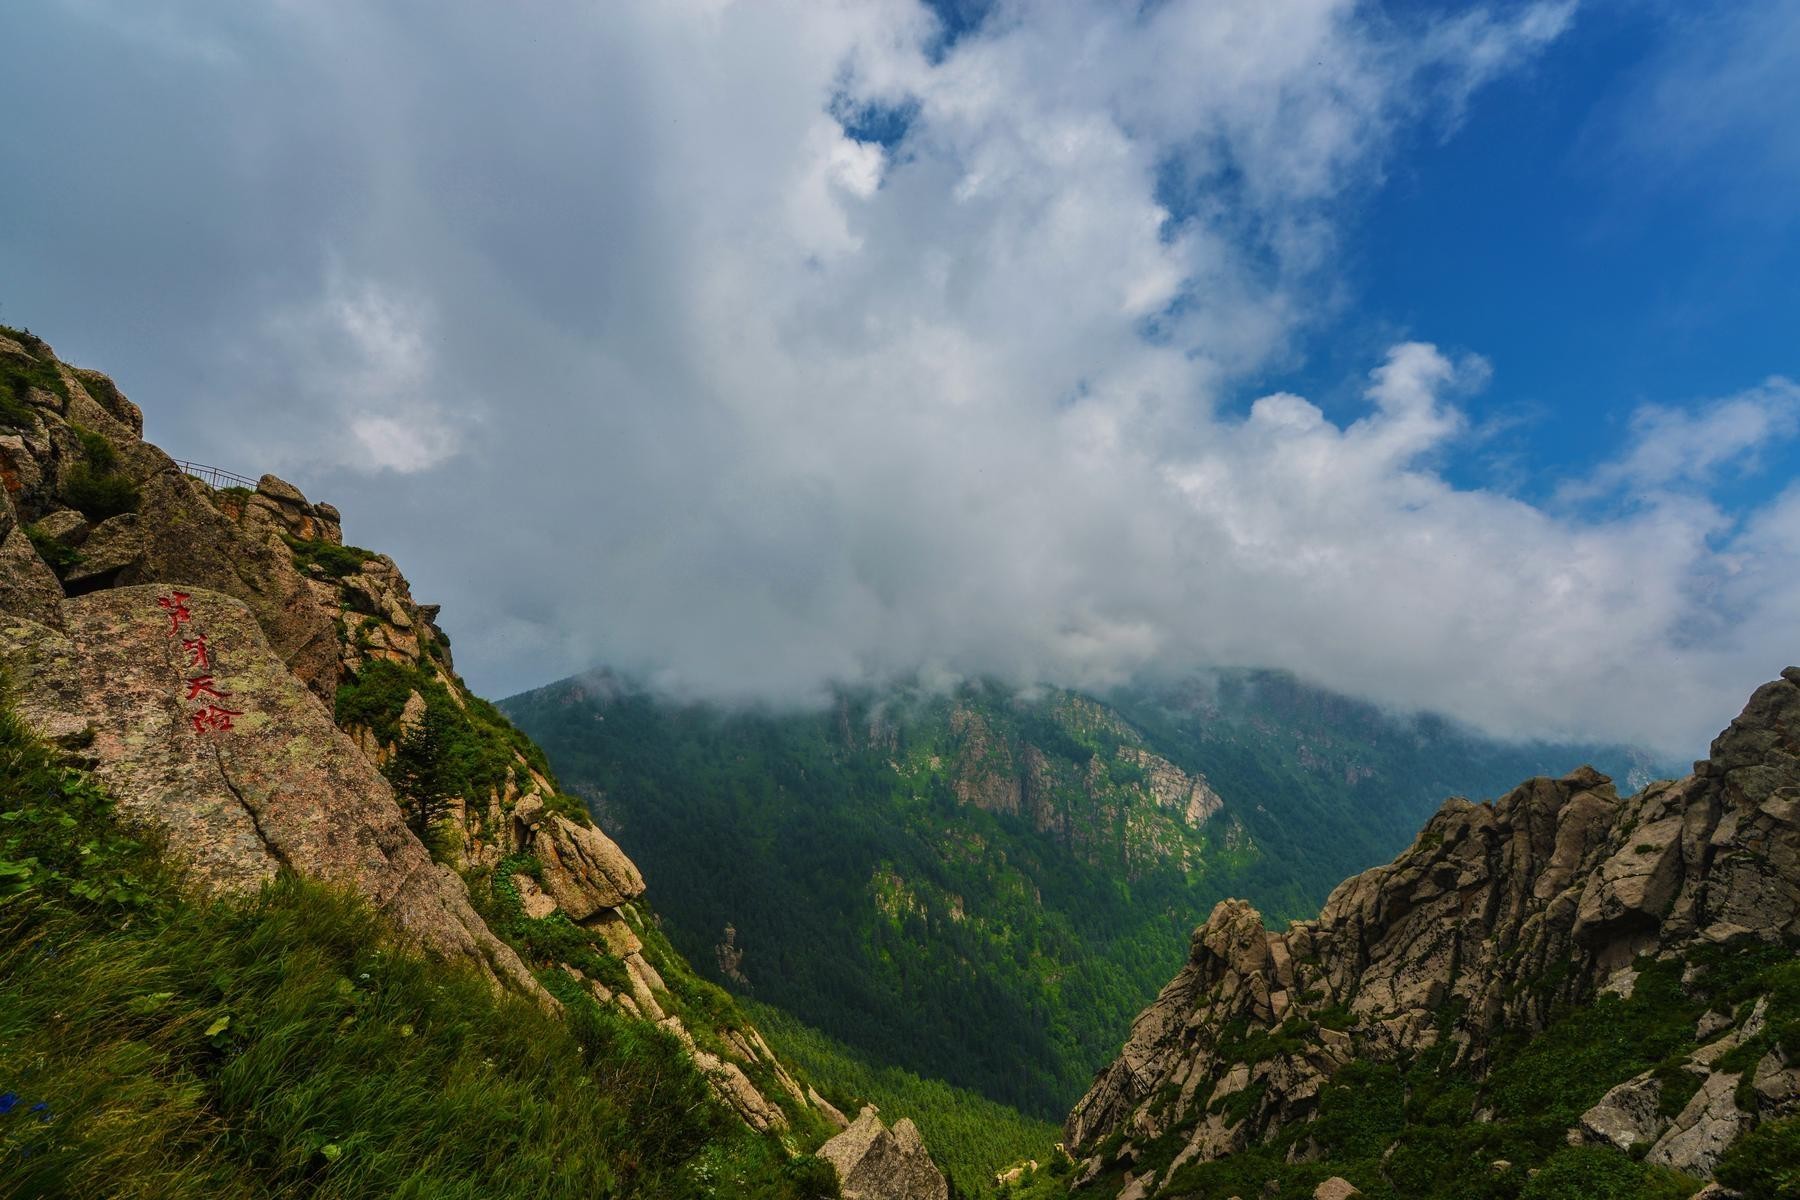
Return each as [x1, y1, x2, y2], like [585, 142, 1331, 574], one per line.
[387, 703, 456, 846]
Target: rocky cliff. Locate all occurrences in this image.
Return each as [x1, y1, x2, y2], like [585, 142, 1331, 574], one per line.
[1066, 669, 1800, 1197]
[0, 326, 858, 1157]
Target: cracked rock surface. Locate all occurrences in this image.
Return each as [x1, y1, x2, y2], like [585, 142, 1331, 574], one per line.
[0, 585, 543, 998]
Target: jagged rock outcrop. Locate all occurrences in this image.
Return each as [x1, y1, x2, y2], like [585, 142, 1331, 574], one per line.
[819, 1106, 950, 1200]
[0, 335, 341, 693]
[523, 798, 646, 917]
[1117, 745, 1224, 829]
[1067, 669, 1800, 1194]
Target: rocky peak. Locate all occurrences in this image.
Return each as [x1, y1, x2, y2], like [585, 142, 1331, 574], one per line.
[1065, 670, 1800, 1195]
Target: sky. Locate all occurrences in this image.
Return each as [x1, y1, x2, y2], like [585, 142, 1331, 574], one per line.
[3, 0, 1796, 755]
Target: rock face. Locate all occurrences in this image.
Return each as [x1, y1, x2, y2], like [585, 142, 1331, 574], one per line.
[528, 804, 646, 918]
[941, 694, 1237, 878]
[1066, 669, 1800, 1194]
[819, 1106, 950, 1200]
[0, 585, 544, 997]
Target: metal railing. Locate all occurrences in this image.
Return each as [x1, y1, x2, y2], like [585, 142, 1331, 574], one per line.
[174, 460, 259, 491]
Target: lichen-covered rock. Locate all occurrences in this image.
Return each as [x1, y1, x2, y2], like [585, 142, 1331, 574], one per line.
[820, 1106, 950, 1200]
[0, 585, 544, 1000]
[60, 511, 144, 589]
[0, 492, 63, 627]
[1578, 1071, 1667, 1152]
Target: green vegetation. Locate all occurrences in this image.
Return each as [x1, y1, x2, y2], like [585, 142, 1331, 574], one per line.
[1087, 941, 1800, 1199]
[385, 703, 459, 855]
[746, 1000, 1062, 1197]
[0, 690, 839, 1200]
[0, 325, 66, 429]
[504, 672, 1646, 1118]
[283, 533, 376, 578]
[1715, 1115, 1800, 1197]
[336, 659, 586, 825]
[507, 681, 1250, 1115]
[57, 423, 140, 521]
[23, 521, 82, 573]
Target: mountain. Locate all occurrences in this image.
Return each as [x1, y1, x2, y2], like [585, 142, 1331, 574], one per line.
[0, 324, 945, 1198]
[1063, 669, 1800, 1199]
[502, 671, 1655, 1119]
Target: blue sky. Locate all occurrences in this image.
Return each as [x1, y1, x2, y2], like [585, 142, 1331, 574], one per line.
[1323, 2, 1800, 506]
[2, 0, 1796, 752]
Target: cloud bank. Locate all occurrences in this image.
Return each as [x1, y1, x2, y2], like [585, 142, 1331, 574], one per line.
[4, 0, 1796, 754]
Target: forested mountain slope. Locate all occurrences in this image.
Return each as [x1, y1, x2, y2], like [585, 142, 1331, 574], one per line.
[504, 672, 1652, 1118]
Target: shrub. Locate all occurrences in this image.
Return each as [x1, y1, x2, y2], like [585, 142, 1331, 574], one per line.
[57, 425, 139, 520]
[283, 533, 376, 579]
[58, 465, 140, 520]
[23, 523, 82, 573]
[1715, 1116, 1800, 1198]
[1519, 1145, 1696, 1200]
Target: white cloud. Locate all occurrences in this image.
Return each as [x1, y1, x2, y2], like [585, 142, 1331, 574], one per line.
[7, 0, 1796, 754]
[256, 272, 460, 474]
[1559, 378, 1800, 504]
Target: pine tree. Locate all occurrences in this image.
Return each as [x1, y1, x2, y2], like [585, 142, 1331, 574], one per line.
[386, 703, 455, 847]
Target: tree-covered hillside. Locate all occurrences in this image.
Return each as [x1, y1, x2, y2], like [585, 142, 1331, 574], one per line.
[504, 671, 1657, 1118]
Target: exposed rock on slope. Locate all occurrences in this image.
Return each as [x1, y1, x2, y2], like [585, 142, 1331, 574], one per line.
[819, 1106, 950, 1200]
[0, 585, 541, 995]
[0, 326, 851, 1146]
[1066, 669, 1800, 1194]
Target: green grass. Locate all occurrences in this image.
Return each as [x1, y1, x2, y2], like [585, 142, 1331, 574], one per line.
[283, 533, 377, 579]
[745, 999, 1062, 1197]
[0, 692, 841, 1200]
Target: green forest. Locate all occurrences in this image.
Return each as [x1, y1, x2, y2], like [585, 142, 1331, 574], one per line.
[505, 670, 1647, 1118]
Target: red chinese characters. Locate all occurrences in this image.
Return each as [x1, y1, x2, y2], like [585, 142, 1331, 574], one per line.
[185, 674, 231, 702]
[157, 591, 192, 635]
[190, 704, 245, 735]
[156, 592, 250, 737]
[181, 637, 210, 670]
